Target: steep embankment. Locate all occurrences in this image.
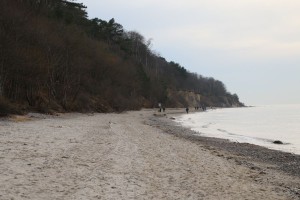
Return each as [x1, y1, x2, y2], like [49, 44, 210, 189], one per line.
[166, 90, 243, 108]
[0, 0, 243, 115]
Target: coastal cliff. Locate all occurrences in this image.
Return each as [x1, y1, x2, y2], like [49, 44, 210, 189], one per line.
[166, 90, 201, 107]
[166, 90, 243, 108]
[0, 0, 244, 115]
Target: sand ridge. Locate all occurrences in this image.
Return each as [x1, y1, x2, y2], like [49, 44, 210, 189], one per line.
[0, 110, 299, 199]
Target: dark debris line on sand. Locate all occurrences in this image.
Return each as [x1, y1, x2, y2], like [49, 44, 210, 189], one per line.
[147, 115, 300, 197]
[147, 115, 300, 178]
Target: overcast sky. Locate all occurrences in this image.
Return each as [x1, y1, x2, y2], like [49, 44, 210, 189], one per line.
[77, 0, 300, 105]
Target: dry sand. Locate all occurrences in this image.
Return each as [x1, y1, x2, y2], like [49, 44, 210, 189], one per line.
[0, 109, 299, 199]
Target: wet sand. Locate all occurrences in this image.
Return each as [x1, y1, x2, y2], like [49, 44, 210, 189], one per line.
[0, 109, 299, 199]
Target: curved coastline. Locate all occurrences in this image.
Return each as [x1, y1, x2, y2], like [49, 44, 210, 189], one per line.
[148, 109, 300, 178]
[1, 109, 299, 199]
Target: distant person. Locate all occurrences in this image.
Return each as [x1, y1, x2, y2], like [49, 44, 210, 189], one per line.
[163, 107, 165, 112]
[186, 107, 189, 114]
[158, 103, 162, 112]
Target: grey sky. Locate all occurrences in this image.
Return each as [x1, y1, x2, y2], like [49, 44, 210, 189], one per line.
[78, 0, 300, 105]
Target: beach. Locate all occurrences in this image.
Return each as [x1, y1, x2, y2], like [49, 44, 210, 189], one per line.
[0, 109, 299, 199]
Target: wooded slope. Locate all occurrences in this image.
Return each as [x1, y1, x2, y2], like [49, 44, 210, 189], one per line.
[0, 0, 243, 115]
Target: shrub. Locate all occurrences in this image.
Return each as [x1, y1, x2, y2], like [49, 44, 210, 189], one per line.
[0, 97, 21, 116]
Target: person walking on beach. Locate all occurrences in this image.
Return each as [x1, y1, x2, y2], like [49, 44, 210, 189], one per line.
[186, 107, 189, 114]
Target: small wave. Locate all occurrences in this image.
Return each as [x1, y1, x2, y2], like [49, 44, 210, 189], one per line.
[202, 122, 213, 128]
[217, 129, 237, 136]
[216, 129, 290, 146]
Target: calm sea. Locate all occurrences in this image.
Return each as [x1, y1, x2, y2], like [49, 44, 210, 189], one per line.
[175, 105, 300, 155]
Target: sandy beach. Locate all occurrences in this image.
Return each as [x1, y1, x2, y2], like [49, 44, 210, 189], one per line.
[0, 109, 299, 199]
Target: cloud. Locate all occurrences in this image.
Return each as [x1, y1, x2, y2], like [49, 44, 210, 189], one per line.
[140, 1, 300, 60]
[81, 0, 300, 62]
[79, 0, 300, 104]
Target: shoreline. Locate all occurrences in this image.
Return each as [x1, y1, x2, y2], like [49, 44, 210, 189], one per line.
[148, 109, 300, 178]
[0, 109, 299, 199]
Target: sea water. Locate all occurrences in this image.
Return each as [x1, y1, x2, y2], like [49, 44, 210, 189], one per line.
[175, 105, 300, 155]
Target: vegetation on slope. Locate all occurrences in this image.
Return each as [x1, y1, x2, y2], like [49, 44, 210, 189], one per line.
[0, 0, 243, 115]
